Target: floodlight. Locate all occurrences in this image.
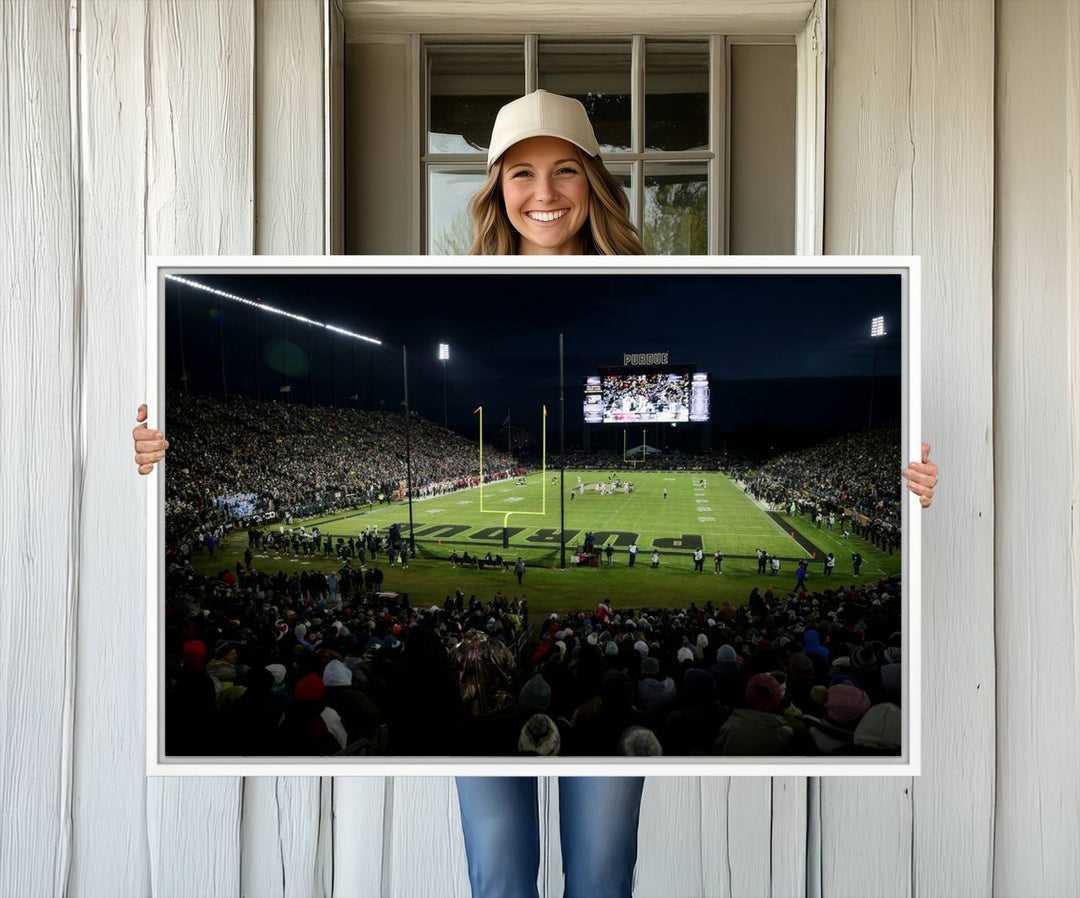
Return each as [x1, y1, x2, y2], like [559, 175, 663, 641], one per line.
[164, 274, 381, 345]
[870, 316, 886, 337]
[438, 343, 450, 361]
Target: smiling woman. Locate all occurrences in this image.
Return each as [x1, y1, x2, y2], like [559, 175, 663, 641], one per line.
[454, 88, 648, 898]
[466, 90, 645, 256]
[500, 137, 591, 254]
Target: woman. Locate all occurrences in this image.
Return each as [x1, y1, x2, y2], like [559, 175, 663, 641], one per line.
[133, 90, 939, 898]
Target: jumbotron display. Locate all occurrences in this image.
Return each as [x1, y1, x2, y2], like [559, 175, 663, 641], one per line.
[584, 366, 710, 424]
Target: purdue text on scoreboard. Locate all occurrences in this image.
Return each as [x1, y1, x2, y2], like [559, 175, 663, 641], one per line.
[623, 352, 669, 366]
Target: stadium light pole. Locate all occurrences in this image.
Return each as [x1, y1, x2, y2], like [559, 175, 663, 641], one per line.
[868, 316, 886, 429]
[402, 346, 416, 557]
[438, 342, 450, 428]
[559, 333, 566, 570]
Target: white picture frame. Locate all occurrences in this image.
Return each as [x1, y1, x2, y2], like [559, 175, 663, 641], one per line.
[146, 254, 920, 777]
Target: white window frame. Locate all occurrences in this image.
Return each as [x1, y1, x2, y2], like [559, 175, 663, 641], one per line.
[404, 0, 825, 256]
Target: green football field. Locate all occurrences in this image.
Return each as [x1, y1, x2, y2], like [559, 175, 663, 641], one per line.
[197, 470, 902, 615]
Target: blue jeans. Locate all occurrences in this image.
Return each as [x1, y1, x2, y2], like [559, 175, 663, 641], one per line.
[455, 776, 645, 898]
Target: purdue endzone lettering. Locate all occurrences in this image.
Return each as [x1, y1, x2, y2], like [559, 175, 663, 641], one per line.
[407, 523, 704, 551]
[623, 352, 669, 366]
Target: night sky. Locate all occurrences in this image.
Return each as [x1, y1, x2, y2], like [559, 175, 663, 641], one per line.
[164, 271, 902, 452]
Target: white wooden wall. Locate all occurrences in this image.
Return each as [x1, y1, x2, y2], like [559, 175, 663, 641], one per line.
[1, 1, 1077, 896]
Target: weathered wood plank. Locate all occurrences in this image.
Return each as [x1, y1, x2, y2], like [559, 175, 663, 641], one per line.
[255, 0, 324, 255]
[145, 0, 255, 256]
[384, 777, 471, 898]
[0, 2, 78, 895]
[771, 777, 808, 898]
[824, 2, 996, 895]
[144, 2, 254, 895]
[147, 778, 244, 897]
[331, 778, 386, 897]
[70, 1, 153, 895]
[242, 3, 330, 895]
[241, 778, 329, 898]
[993, 2, 1080, 894]
[822, 5, 914, 889]
[907, 3, 996, 896]
[695, 778, 777, 898]
[635, 777, 713, 898]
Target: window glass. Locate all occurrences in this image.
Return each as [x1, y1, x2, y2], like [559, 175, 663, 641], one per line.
[428, 167, 487, 254]
[427, 44, 525, 154]
[645, 40, 709, 152]
[604, 162, 634, 216]
[538, 40, 632, 153]
[643, 163, 708, 254]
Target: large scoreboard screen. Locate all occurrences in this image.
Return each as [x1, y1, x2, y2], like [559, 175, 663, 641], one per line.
[583, 366, 710, 424]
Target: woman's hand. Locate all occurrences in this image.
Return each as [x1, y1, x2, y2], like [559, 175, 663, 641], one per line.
[133, 403, 169, 475]
[902, 442, 938, 508]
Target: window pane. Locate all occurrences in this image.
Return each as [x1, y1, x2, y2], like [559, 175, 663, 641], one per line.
[428, 167, 487, 254]
[643, 163, 708, 255]
[604, 163, 634, 221]
[428, 44, 524, 154]
[538, 40, 631, 153]
[645, 40, 709, 152]
[729, 44, 796, 254]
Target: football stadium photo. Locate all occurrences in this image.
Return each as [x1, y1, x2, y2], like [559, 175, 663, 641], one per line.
[162, 269, 905, 759]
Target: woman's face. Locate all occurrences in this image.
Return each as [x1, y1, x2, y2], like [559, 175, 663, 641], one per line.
[499, 136, 590, 255]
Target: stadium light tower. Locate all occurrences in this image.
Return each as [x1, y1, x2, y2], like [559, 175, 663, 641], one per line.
[438, 343, 450, 428]
[868, 316, 886, 428]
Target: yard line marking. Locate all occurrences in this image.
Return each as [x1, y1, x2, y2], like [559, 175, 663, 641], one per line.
[698, 507, 712, 512]
[425, 509, 445, 514]
[456, 500, 472, 505]
[698, 516, 716, 522]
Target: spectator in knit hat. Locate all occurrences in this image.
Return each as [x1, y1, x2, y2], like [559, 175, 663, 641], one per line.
[851, 644, 884, 702]
[221, 667, 283, 756]
[663, 668, 728, 755]
[465, 669, 557, 757]
[854, 703, 901, 752]
[802, 628, 831, 663]
[518, 673, 551, 715]
[708, 645, 743, 709]
[322, 659, 384, 750]
[518, 714, 561, 756]
[637, 656, 677, 721]
[619, 726, 663, 756]
[274, 673, 347, 756]
[806, 683, 873, 754]
[785, 652, 819, 713]
[745, 673, 783, 713]
[571, 669, 647, 755]
[879, 661, 902, 704]
[206, 641, 238, 687]
[389, 626, 465, 755]
[714, 673, 795, 758]
[166, 640, 217, 756]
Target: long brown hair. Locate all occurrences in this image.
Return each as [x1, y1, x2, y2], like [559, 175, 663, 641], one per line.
[468, 150, 645, 256]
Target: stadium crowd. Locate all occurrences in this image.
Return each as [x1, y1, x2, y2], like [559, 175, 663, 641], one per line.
[164, 391, 517, 550]
[736, 425, 902, 548]
[166, 554, 902, 758]
[163, 394, 902, 758]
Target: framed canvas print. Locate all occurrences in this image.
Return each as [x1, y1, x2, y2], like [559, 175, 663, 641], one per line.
[146, 255, 920, 776]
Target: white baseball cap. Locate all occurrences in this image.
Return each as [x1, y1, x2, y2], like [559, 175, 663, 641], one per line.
[486, 90, 601, 168]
